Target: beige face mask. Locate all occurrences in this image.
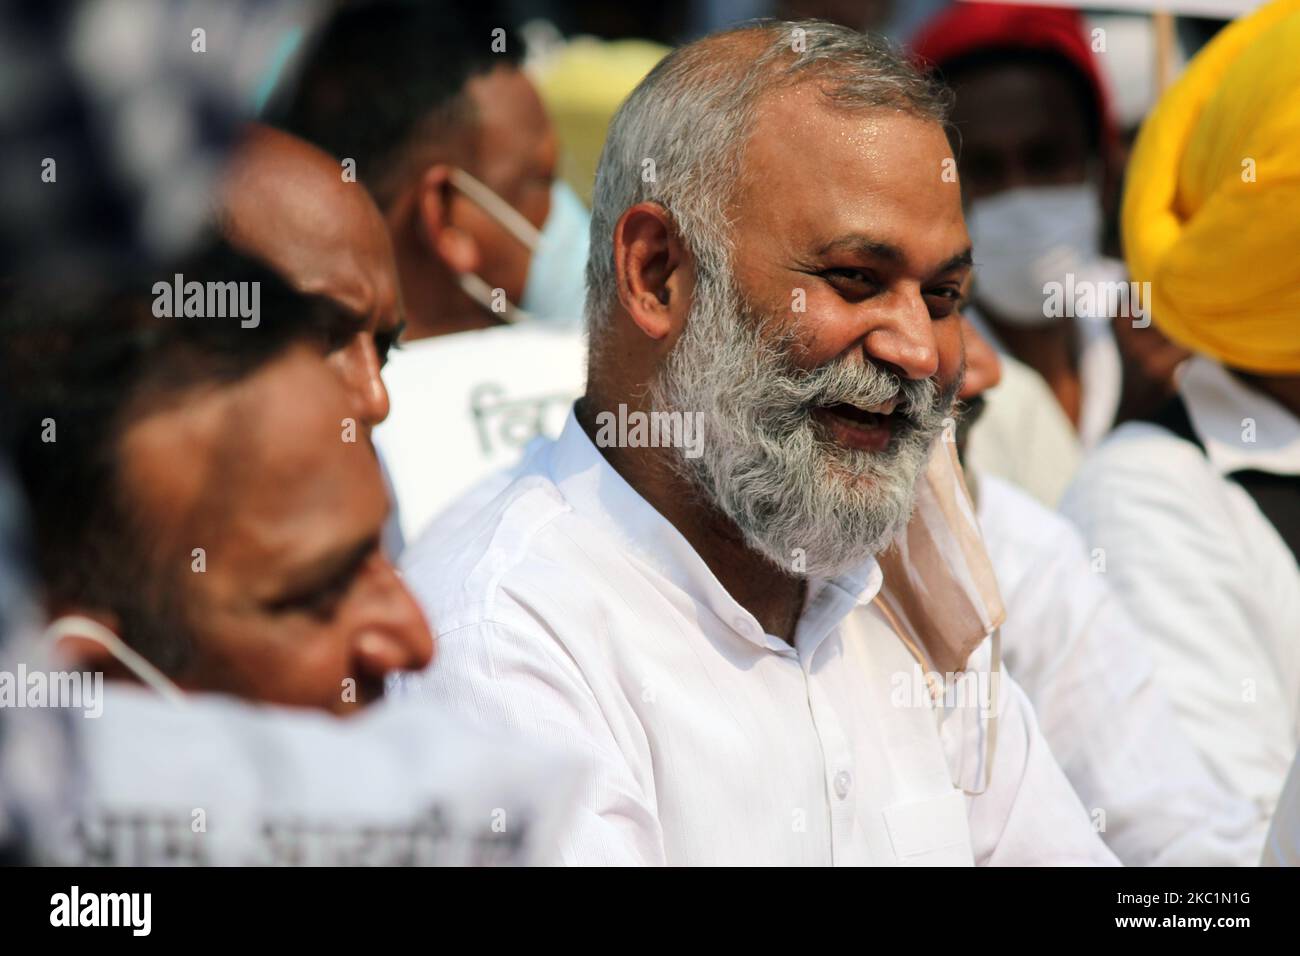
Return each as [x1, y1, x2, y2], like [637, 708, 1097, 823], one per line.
[877, 438, 1005, 673]
[874, 438, 1007, 794]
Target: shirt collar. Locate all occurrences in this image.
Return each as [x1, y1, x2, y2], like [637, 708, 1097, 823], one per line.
[1179, 356, 1300, 477]
[542, 407, 883, 654]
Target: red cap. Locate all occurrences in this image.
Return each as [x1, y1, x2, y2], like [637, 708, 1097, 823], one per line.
[909, 2, 1117, 150]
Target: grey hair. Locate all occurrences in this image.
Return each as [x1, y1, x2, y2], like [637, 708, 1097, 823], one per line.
[584, 18, 951, 344]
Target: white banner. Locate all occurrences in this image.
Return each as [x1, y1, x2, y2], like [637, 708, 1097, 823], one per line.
[42, 686, 584, 866]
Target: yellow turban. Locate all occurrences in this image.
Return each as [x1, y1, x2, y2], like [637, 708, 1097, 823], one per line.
[1122, 0, 1300, 374]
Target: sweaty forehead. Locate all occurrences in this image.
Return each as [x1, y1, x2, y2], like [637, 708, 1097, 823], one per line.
[274, 174, 397, 333]
[319, 192, 400, 332]
[731, 84, 964, 261]
[223, 128, 399, 332]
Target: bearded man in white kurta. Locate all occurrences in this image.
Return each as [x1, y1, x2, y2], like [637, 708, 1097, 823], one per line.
[399, 19, 1115, 866]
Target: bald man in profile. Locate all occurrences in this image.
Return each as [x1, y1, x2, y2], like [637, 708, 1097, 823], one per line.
[218, 124, 411, 549]
[219, 123, 403, 433]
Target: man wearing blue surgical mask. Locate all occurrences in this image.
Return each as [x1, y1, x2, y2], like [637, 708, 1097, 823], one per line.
[278, 2, 589, 337]
[275, 2, 590, 540]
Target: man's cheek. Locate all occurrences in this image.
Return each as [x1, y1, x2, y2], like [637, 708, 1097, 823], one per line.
[772, 299, 851, 368]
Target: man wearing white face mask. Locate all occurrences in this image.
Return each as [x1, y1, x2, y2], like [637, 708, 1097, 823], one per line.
[911, 3, 1128, 451]
[277, 2, 589, 541]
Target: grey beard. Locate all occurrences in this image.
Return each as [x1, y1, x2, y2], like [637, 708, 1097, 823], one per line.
[651, 270, 957, 579]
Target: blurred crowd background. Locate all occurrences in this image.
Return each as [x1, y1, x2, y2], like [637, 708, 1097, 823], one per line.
[1, 0, 1297, 868]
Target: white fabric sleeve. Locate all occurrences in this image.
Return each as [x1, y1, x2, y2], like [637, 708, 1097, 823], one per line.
[394, 619, 666, 866]
[968, 672, 1120, 866]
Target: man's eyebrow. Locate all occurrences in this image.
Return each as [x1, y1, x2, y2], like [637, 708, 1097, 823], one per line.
[300, 296, 366, 336]
[813, 235, 905, 264]
[933, 248, 974, 275]
[270, 532, 380, 603]
[811, 238, 974, 277]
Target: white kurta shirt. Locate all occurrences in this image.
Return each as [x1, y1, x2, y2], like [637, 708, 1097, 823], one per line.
[1062, 357, 1300, 817]
[397, 410, 1116, 866]
[966, 353, 1082, 508]
[1263, 748, 1300, 865]
[978, 472, 1267, 865]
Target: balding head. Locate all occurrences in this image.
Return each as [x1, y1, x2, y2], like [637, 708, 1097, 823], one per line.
[219, 124, 401, 426]
[222, 125, 398, 317]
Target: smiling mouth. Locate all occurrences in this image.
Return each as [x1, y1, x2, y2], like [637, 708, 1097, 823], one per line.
[813, 399, 899, 452]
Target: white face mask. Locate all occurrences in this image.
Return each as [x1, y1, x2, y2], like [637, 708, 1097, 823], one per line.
[966, 182, 1103, 327]
[43, 615, 186, 705]
[448, 169, 590, 325]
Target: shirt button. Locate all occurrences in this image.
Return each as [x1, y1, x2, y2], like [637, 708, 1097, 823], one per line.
[833, 770, 852, 800]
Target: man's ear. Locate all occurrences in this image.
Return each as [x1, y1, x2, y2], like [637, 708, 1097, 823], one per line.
[413, 164, 480, 277]
[612, 202, 692, 341]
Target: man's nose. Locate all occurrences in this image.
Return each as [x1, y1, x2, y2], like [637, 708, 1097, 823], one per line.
[352, 562, 436, 684]
[335, 335, 391, 427]
[862, 289, 940, 381]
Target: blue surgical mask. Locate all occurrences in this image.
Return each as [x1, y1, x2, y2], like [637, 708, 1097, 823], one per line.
[449, 171, 589, 326]
[520, 180, 590, 326]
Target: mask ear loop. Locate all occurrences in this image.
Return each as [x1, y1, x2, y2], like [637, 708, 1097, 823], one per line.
[43, 615, 186, 706]
[457, 272, 530, 325]
[967, 627, 1001, 798]
[447, 168, 542, 324]
[448, 168, 542, 251]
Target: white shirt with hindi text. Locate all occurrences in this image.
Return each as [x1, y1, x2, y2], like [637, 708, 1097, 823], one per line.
[375, 324, 585, 544]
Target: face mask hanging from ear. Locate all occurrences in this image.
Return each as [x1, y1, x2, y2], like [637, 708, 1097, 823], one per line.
[43, 615, 186, 705]
[874, 439, 1007, 795]
[448, 169, 590, 326]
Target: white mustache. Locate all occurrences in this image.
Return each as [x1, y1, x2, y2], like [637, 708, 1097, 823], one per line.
[764, 355, 943, 437]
